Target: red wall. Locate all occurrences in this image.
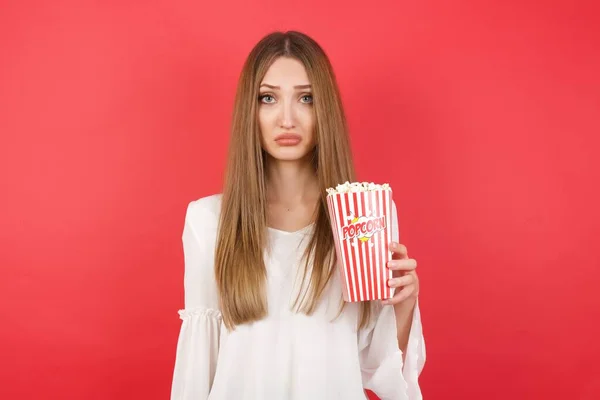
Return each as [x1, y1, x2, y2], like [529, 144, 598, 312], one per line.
[1, 1, 599, 399]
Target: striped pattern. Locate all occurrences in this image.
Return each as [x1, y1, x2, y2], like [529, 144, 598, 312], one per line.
[326, 189, 394, 302]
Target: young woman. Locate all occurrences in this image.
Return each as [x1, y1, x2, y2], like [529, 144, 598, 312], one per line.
[170, 31, 426, 400]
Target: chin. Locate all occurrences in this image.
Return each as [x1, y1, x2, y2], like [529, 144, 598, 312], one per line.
[265, 146, 314, 162]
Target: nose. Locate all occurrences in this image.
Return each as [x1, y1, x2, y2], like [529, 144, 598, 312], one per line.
[278, 99, 295, 129]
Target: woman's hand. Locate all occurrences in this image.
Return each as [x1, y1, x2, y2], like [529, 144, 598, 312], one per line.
[382, 241, 419, 306]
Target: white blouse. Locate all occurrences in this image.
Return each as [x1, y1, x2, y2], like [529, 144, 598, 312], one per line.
[170, 194, 426, 400]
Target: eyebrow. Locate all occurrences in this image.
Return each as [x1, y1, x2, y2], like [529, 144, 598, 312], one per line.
[260, 83, 312, 89]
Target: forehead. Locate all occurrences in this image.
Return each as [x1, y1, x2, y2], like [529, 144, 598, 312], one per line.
[261, 57, 310, 86]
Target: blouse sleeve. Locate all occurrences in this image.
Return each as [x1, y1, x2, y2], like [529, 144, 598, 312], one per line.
[170, 200, 222, 400]
[357, 200, 426, 400]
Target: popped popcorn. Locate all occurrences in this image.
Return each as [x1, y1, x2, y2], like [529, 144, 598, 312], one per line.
[326, 181, 391, 196]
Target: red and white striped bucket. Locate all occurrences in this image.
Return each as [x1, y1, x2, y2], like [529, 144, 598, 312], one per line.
[326, 189, 394, 302]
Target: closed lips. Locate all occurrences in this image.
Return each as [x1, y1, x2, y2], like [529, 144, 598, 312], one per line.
[275, 133, 301, 141]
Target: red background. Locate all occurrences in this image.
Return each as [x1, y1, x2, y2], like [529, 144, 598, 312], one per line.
[1, 1, 599, 399]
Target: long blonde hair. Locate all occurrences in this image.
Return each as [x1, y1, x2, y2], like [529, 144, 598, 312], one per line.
[215, 31, 373, 330]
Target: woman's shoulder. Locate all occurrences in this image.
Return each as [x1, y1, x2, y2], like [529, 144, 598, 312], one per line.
[184, 193, 223, 232]
[181, 193, 223, 311]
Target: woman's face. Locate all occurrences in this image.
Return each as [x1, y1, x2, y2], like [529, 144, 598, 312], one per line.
[258, 57, 316, 162]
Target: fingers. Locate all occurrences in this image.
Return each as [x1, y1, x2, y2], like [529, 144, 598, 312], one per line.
[387, 274, 415, 288]
[383, 242, 420, 306]
[390, 242, 408, 259]
[382, 285, 417, 305]
[387, 258, 417, 271]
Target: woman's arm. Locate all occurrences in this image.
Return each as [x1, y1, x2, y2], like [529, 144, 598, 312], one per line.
[385, 200, 421, 365]
[384, 242, 419, 365]
[394, 296, 417, 363]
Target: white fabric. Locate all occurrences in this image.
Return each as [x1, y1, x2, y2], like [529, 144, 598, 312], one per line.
[170, 194, 426, 400]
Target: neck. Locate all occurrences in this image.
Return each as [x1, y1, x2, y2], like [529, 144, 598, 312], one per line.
[264, 155, 319, 206]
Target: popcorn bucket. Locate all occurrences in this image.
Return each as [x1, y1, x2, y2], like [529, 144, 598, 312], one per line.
[326, 182, 395, 302]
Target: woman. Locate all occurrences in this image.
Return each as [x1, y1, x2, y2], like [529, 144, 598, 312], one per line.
[170, 31, 426, 400]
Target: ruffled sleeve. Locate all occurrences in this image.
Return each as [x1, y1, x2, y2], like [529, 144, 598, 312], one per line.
[357, 199, 426, 400]
[170, 199, 223, 400]
[358, 302, 425, 400]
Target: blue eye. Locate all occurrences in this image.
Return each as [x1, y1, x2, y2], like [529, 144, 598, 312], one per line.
[301, 95, 313, 103]
[259, 94, 275, 104]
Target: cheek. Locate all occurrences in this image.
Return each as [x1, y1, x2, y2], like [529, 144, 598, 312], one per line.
[299, 108, 316, 141]
[258, 109, 277, 148]
[258, 109, 273, 135]
[259, 105, 278, 118]
[257, 108, 267, 127]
